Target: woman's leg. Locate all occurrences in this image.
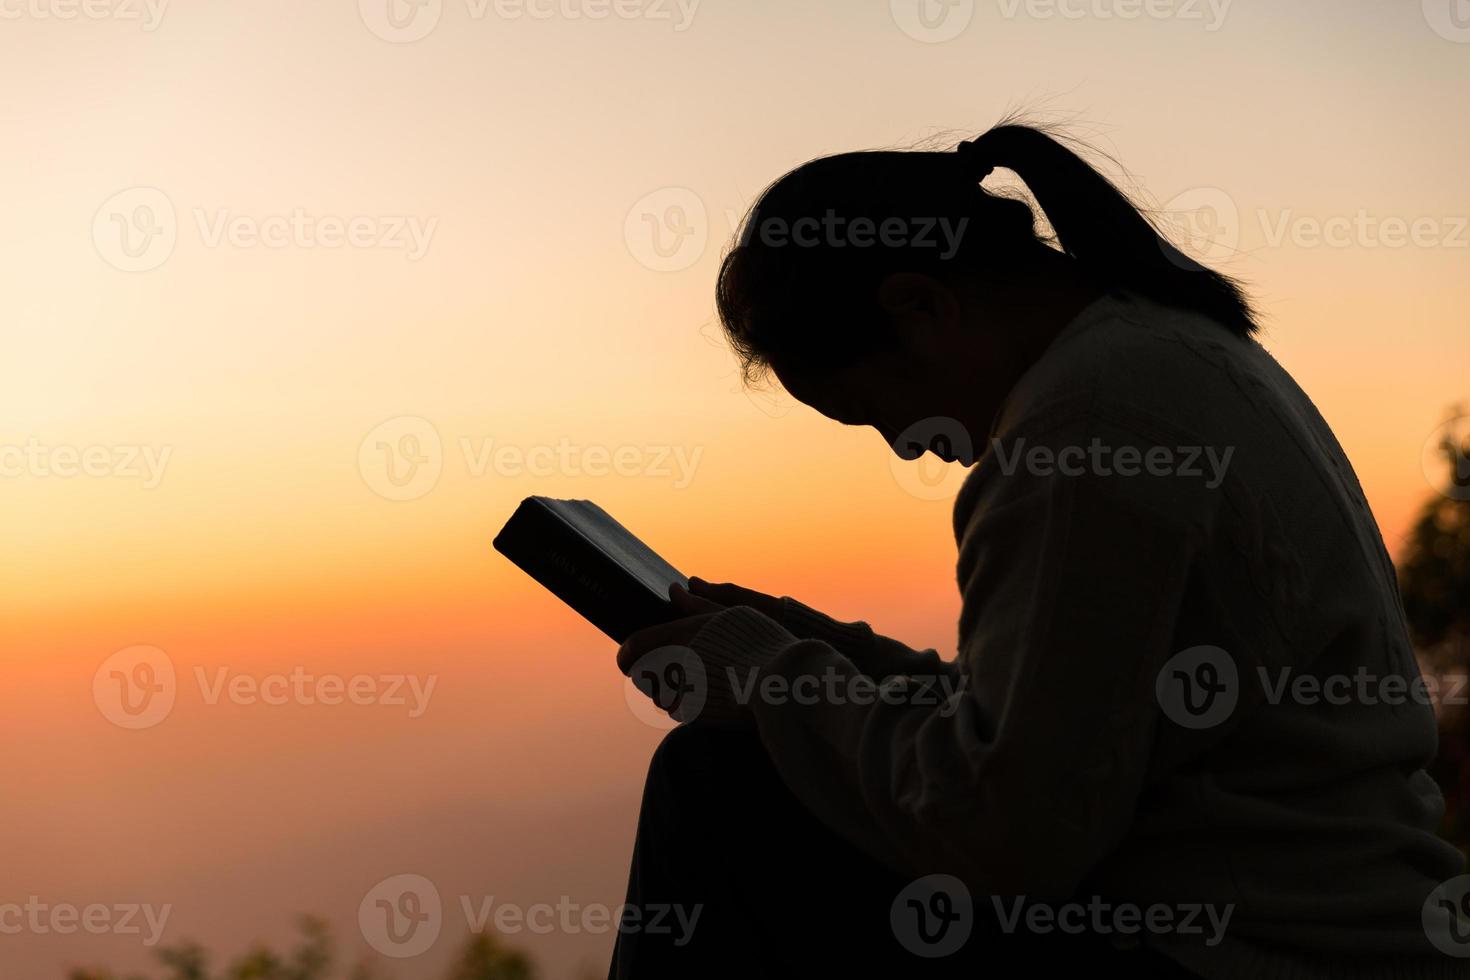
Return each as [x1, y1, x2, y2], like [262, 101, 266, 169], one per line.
[609, 721, 916, 978]
[608, 722, 1199, 979]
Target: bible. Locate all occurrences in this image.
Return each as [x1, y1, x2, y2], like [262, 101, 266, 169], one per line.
[492, 496, 689, 642]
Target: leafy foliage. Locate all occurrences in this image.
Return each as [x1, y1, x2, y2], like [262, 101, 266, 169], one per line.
[1399, 406, 1470, 855]
[67, 916, 535, 980]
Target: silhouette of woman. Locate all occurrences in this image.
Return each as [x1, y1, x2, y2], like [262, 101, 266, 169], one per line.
[609, 122, 1467, 979]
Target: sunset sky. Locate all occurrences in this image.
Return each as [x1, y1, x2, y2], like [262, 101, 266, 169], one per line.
[3, 2, 1468, 976]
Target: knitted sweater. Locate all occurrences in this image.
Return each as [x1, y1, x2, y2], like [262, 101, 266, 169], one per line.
[685, 289, 1468, 977]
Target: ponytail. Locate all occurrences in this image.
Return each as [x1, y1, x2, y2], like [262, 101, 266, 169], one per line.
[716, 121, 1258, 383]
[955, 125, 1257, 337]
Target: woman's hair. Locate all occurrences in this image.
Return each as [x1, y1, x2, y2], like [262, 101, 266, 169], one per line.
[716, 122, 1256, 382]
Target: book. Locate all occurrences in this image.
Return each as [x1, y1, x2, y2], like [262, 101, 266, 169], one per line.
[492, 496, 689, 642]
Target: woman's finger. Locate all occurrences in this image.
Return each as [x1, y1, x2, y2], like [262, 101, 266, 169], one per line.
[689, 577, 783, 618]
[669, 582, 724, 616]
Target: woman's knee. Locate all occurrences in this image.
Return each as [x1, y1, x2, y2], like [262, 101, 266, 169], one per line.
[647, 721, 715, 774]
[642, 723, 773, 814]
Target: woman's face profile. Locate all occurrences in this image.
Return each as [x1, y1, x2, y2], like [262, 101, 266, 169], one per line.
[769, 273, 1039, 465]
[770, 264, 1114, 466]
[773, 355, 918, 458]
[772, 335, 1008, 468]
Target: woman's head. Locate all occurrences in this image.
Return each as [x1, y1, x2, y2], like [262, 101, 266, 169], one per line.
[715, 123, 1256, 460]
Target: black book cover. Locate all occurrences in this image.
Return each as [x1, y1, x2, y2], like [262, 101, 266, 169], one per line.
[492, 496, 689, 642]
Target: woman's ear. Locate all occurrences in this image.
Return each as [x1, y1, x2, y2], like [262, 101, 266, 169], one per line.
[876, 272, 964, 353]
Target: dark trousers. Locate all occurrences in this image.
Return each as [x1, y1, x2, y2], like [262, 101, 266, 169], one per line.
[609, 723, 1201, 979]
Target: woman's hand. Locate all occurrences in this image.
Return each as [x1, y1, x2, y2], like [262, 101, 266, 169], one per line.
[615, 577, 786, 675]
[615, 579, 791, 725]
[615, 607, 714, 676]
[684, 576, 785, 620]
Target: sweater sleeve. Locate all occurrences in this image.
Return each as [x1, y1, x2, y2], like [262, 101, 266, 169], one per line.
[777, 597, 959, 682]
[688, 422, 1204, 899]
